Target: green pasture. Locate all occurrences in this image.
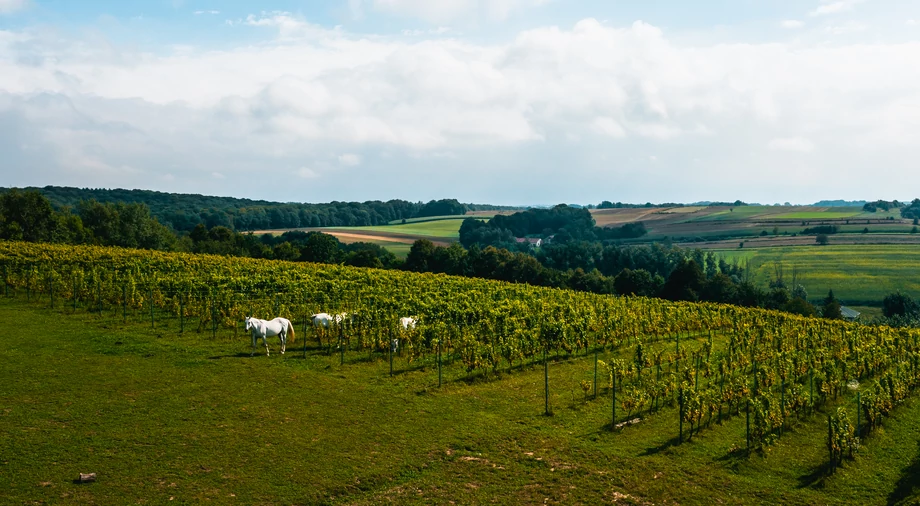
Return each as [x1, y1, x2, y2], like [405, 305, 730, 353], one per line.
[690, 206, 866, 223]
[381, 242, 412, 259]
[347, 220, 469, 239]
[716, 245, 920, 305]
[690, 206, 773, 221]
[778, 210, 863, 220]
[387, 215, 492, 225]
[3, 298, 920, 504]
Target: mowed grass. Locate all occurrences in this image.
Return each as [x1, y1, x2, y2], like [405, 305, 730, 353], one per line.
[346, 219, 470, 239]
[4, 298, 920, 504]
[387, 215, 493, 225]
[716, 245, 920, 305]
[691, 206, 863, 222]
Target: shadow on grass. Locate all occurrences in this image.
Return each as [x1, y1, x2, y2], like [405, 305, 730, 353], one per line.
[797, 462, 830, 490]
[640, 435, 683, 456]
[207, 352, 253, 360]
[887, 441, 920, 505]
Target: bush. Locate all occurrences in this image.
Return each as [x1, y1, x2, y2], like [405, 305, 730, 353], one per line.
[816, 234, 829, 245]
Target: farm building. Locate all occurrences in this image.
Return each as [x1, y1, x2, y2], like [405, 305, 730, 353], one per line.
[840, 306, 860, 321]
[515, 237, 543, 248]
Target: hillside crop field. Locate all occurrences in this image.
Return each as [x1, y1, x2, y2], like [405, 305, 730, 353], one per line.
[716, 245, 920, 306]
[345, 219, 476, 239]
[387, 215, 494, 225]
[589, 206, 918, 245]
[3, 241, 920, 504]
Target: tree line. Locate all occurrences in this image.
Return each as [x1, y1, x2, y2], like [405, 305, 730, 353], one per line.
[3, 188, 915, 325]
[4, 186, 511, 232]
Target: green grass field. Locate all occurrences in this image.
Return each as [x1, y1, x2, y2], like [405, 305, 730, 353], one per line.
[716, 245, 920, 305]
[347, 220, 470, 239]
[690, 206, 864, 223]
[387, 215, 492, 225]
[4, 298, 920, 504]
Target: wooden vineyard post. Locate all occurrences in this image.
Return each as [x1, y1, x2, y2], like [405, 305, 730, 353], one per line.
[780, 380, 785, 435]
[678, 388, 683, 442]
[437, 338, 442, 388]
[594, 338, 598, 399]
[612, 373, 617, 431]
[303, 310, 308, 358]
[810, 370, 814, 413]
[149, 288, 155, 329]
[544, 347, 550, 416]
[746, 400, 751, 451]
[856, 391, 861, 438]
[694, 355, 700, 389]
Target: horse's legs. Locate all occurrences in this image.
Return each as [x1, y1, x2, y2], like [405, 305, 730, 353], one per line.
[263, 336, 270, 356]
[280, 332, 286, 354]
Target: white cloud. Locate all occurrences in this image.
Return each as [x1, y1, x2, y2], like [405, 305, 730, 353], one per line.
[0, 0, 26, 14]
[2, 17, 920, 203]
[363, 0, 549, 23]
[907, 19, 917, 26]
[297, 167, 319, 179]
[809, 0, 865, 17]
[338, 153, 362, 166]
[824, 21, 867, 34]
[194, 10, 220, 15]
[212, 172, 226, 179]
[781, 20, 805, 29]
[592, 117, 626, 138]
[768, 137, 815, 153]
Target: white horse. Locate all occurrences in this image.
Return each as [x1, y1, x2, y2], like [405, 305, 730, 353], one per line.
[245, 316, 295, 357]
[311, 312, 350, 347]
[311, 312, 334, 328]
[392, 316, 418, 353]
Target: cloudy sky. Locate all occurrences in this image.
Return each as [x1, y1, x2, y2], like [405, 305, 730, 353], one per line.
[1, 0, 919, 205]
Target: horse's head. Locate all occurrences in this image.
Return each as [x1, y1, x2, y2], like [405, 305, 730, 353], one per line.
[244, 316, 253, 331]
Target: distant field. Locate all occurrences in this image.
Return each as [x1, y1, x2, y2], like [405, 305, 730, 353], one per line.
[715, 245, 920, 305]
[777, 211, 864, 220]
[387, 215, 492, 225]
[348, 220, 466, 239]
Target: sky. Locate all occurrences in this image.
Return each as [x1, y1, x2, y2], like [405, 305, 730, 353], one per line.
[1, 0, 920, 206]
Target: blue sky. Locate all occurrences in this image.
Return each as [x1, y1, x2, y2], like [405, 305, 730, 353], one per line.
[2, 0, 920, 205]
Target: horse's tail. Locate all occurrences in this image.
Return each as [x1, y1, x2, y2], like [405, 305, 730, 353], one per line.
[288, 319, 295, 344]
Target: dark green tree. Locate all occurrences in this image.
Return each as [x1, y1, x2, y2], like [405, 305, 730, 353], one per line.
[882, 292, 920, 318]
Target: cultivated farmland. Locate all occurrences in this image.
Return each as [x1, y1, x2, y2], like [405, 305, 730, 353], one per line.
[716, 245, 920, 306]
[3, 241, 920, 504]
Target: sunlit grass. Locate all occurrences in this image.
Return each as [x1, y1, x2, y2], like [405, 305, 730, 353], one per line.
[716, 245, 920, 304]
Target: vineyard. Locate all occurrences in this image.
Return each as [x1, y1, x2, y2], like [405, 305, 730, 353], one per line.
[3, 240, 920, 476]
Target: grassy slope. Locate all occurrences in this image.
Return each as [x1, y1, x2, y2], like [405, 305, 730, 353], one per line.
[387, 215, 493, 225]
[715, 245, 920, 305]
[3, 298, 920, 505]
[345, 220, 467, 239]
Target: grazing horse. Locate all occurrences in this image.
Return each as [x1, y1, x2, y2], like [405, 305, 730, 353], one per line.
[399, 316, 417, 330]
[311, 312, 335, 328]
[245, 316, 295, 357]
[311, 312, 349, 347]
[392, 316, 418, 353]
